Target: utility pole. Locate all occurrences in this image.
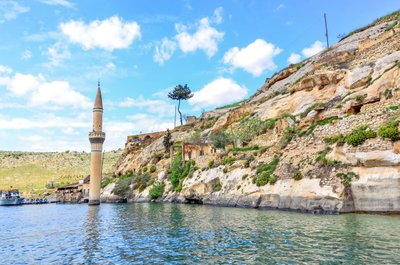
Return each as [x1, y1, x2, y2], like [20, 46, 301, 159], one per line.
[174, 104, 177, 128]
[324, 13, 330, 49]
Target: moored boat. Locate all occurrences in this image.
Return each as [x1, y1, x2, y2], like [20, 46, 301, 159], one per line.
[0, 189, 24, 206]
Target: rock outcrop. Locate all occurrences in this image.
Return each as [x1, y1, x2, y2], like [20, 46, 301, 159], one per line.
[106, 10, 400, 214]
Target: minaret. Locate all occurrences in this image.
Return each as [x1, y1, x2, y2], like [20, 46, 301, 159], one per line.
[88, 81, 105, 205]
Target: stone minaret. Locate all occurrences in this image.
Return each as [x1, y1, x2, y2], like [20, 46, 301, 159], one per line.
[88, 82, 105, 205]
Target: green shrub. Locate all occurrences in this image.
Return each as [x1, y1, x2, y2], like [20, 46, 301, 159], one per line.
[101, 178, 113, 189]
[150, 164, 157, 173]
[210, 131, 232, 149]
[112, 176, 134, 197]
[208, 160, 215, 168]
[377, 120, 399, 141]
[388, 105, 399, 111]
[255, 156, 280, 186]
[269, 175, 278, 184]
[143, 167, 148, 173]
[223, 167, 228, 173]
[299, 102, 325, 118]
[324, 134, 346, 144]
[169, 151, 184, 190]
[222, 157, 235, 165]
[337, 172, 358, 187]
[316, 147, 340, 166]
[149, 182, 165, 199]
[280, 127, 297, 148]
[241, 174, 248, 180]
[132, 174, 151, 192]
[346, 125, 377, 146]
[293, 170, 303, 181]
[355, 94, 367, 102]
[212, 180, 222, 192]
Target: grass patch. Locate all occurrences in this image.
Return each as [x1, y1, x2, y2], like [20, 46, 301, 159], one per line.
[299, 102, 325, 118]
[228, 146, 259, 152]
[300, 117, 340, 136]
[101, 178, 113, 189]
[355, 94, 367, 102]
[216, 100, 245, 109]
[254, 156, 280, 186]
[324, 134, 346, 144]
[280, 127, 298, 148]
[222, 157, 235, 165]
[316, 147, 340, 166]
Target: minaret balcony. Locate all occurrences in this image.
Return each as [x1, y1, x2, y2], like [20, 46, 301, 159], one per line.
[89, 131, 106, 144]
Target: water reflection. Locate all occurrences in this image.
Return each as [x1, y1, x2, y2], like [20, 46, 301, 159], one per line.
[83, 205, 101, 264]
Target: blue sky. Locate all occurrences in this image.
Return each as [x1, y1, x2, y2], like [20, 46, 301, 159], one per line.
[0, 0, 399, 151]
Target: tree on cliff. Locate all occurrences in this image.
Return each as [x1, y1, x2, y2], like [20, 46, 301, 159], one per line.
[168, 84, 193, 126]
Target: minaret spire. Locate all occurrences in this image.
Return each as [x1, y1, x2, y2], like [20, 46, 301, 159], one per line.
[88, 81, 106, 205]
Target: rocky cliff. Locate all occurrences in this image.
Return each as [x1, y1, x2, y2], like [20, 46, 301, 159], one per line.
[103, 11, 400, 214]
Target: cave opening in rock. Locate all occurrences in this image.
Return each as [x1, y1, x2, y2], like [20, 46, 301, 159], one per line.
[186, 197, 203, 204]
[348, 105, 362, 114]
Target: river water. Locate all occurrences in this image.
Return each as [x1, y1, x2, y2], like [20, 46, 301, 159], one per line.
[0, 203, 399, 264]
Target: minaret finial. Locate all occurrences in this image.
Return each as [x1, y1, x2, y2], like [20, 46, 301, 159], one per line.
[98, 79, 100, 89]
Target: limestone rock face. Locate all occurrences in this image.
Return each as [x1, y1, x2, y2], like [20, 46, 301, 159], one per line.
[351, 167, 400, 212]
[109, 13, 400, 214]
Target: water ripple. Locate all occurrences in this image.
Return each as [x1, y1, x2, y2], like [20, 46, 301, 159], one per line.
[0, 203, 400, 264]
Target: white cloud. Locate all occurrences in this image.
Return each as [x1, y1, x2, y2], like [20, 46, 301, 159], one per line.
[0, 69, 91, 108]
[0, 1, 29, 23]
[37, 0, 74, 8]
[0, 65, 12, 75]
[0, 116, 89, 129]
[118, 96, 174, 115]
[60, 16, 141, 51]
[213, 7, 223, 24]
[153, 7, 224, 63]
[154, 38, 177, 65]
[175, 16, 224, 57]
[223, 39, 282, 76]
[44, 42, 71, 66]
[288, 53, 301, 64]
[29, 81, 91, 108]
[105, 118, 174, 150]
[1, 73, 41, 96]
[21, 49, 32, 60]
[62, 127, 80, 135]
[301, 40, 325, 58]
[189, 78, 247, 108]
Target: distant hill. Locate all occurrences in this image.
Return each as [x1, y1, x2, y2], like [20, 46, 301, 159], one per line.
[0, 150, 122, 196]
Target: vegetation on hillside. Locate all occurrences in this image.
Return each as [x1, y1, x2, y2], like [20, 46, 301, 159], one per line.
[0, 150, 122, 195]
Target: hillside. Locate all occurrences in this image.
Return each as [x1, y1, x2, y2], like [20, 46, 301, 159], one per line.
[0, 150, 122, 196]
[103, 11, 400, 213]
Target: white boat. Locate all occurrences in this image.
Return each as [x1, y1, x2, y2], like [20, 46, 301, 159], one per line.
[0, 189, 24, 206]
